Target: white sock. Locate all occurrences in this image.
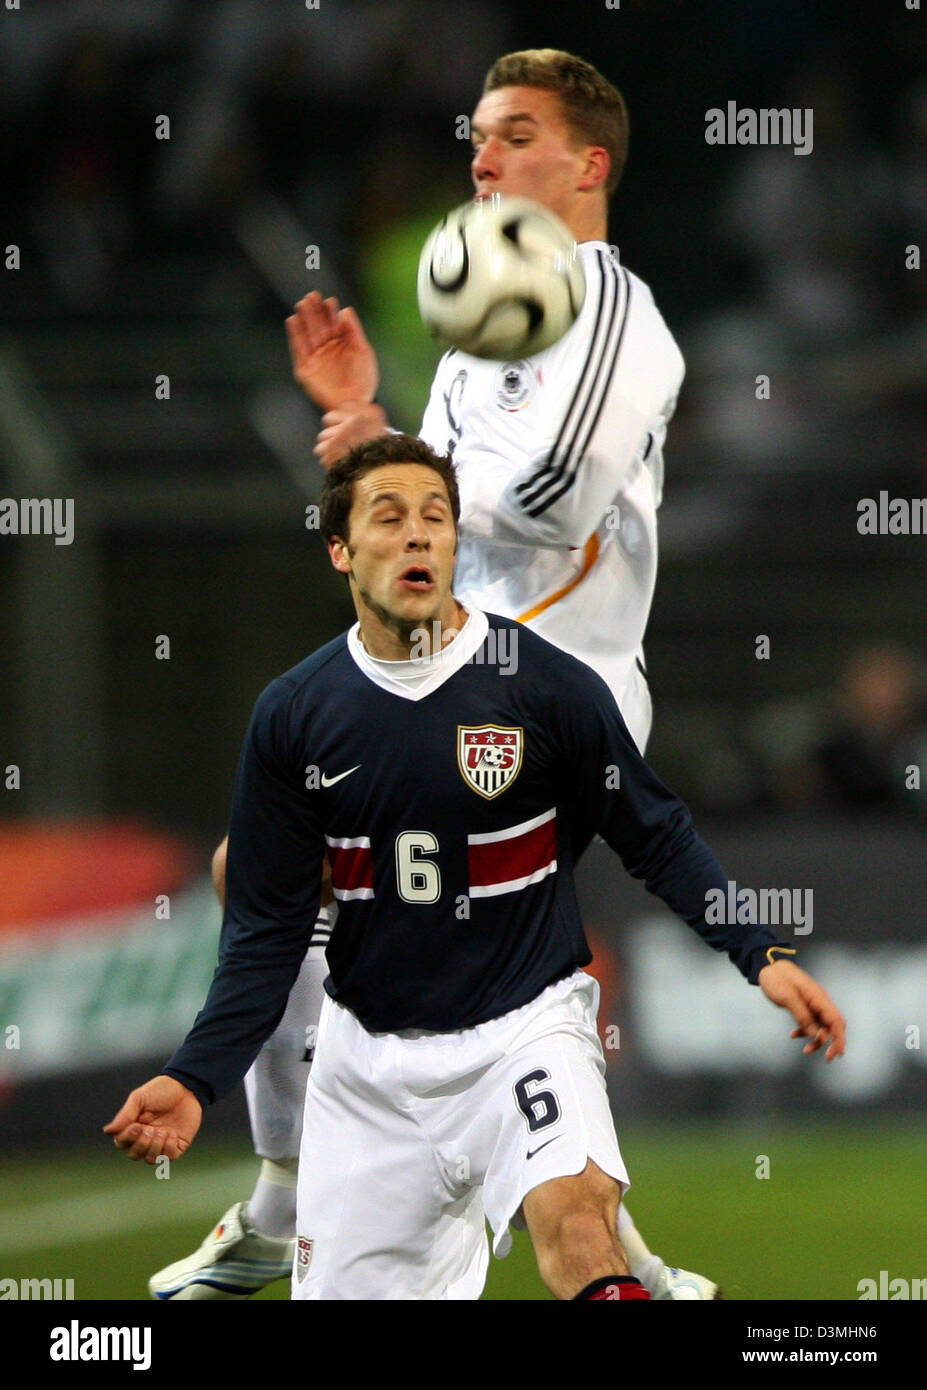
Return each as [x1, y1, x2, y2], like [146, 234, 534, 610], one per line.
[246, 1159, 298, 1240]
[617, 1204, 656, 1276]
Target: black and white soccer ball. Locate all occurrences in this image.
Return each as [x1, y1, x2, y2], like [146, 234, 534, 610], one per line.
[479, 745, 508, 768]
[417, 196, 586, 360]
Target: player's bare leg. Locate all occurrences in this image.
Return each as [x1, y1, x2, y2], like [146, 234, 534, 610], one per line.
[522, 1159, 647, 1301]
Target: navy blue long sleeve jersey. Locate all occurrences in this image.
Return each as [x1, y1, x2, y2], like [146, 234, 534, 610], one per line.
[164, 611, 792, 1108]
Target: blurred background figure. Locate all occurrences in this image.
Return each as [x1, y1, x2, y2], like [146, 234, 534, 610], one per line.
[810, 645, 927, 814]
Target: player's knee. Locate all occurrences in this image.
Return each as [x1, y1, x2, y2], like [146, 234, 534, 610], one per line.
[211, 836, 228, 907]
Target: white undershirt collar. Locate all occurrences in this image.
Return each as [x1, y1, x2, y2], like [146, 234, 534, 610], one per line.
[347, 606, 490, 701]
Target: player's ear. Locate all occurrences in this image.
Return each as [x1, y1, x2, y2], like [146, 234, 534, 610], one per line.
[329, 536, 352, 574]
[577, 144, 610, 193]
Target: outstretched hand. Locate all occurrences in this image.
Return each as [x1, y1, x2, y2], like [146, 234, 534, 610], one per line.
[286, 291, 379, 413]
[104, 1075, 202, 1163]
[758, 959, 846, 1061]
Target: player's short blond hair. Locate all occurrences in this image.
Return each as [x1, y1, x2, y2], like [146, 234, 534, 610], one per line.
[483, 49, 629, 198]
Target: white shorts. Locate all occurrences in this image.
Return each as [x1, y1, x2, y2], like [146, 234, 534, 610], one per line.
[292, 970, 628, 1301]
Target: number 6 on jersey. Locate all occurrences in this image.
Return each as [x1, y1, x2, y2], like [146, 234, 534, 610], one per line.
[395, 831, 441, 904]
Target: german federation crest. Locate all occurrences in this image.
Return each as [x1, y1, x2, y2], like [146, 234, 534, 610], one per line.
[458, 725, 523, 799]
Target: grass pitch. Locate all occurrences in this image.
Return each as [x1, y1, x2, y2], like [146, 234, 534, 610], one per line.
[1, 1119, 924, 1301]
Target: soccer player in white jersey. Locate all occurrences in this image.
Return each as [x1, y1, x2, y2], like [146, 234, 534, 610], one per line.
[147, 50, 698, 1301]
[113, 439, 846, 1302]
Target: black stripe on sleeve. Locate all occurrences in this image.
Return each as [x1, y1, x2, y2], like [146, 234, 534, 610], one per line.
[522, 266, 632, 518]
[514, 250, 616, 509]
[514, 253, 629, 517]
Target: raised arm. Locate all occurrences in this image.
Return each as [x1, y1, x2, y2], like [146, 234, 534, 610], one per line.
[286, 292, 389, 467]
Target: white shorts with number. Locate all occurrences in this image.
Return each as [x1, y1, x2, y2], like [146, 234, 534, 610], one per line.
[292, 969, 628, 1301]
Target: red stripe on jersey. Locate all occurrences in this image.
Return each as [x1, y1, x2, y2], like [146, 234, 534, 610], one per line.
[468, 815, 557, 889]
[327, 844, 374, 895]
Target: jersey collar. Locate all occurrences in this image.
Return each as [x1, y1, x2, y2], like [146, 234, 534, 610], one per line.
[347, 606, 491, 701]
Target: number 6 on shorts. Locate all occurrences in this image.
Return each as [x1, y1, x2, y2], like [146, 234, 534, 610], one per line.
[513, 1068, 561, 1133]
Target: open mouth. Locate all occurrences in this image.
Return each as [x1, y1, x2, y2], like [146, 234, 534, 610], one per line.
[399, 565, 435, 592]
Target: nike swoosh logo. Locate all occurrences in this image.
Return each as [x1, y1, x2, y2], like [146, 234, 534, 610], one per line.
[526, 1136, 561, 1160]
[320, 765, 361, 788]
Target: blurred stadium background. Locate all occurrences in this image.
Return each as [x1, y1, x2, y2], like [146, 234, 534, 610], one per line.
[1, 0, 926, 1302]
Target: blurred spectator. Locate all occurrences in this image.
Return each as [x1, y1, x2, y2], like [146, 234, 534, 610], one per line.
[813, 645, 927, 813]
[753, 645, 927, 816]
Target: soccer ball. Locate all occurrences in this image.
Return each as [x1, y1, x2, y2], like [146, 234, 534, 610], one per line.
[479, 745, 507, 768]
[417, 195, 586, 360]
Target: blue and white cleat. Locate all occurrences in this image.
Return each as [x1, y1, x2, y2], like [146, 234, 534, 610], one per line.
[638, 1255, 721, 1300]
[149, 1202, 295, 1300]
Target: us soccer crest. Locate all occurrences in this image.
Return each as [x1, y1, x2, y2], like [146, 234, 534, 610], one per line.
[458, 725, 523, 799]
[296, 1236, 313, 1282]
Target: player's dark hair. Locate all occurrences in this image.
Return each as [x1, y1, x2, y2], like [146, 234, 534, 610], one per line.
[483, 49, 629, 198]
[320, 433, 460, 544]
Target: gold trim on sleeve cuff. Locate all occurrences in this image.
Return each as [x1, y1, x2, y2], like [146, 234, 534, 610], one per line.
[765, 946, 797, 966]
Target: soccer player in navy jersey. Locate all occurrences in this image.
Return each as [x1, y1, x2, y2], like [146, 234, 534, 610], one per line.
[108, 437, 846, 1302]
[146, 46, 707, 1303]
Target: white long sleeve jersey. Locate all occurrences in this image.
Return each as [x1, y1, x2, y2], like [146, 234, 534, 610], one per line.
[419, 241, 684, 743]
